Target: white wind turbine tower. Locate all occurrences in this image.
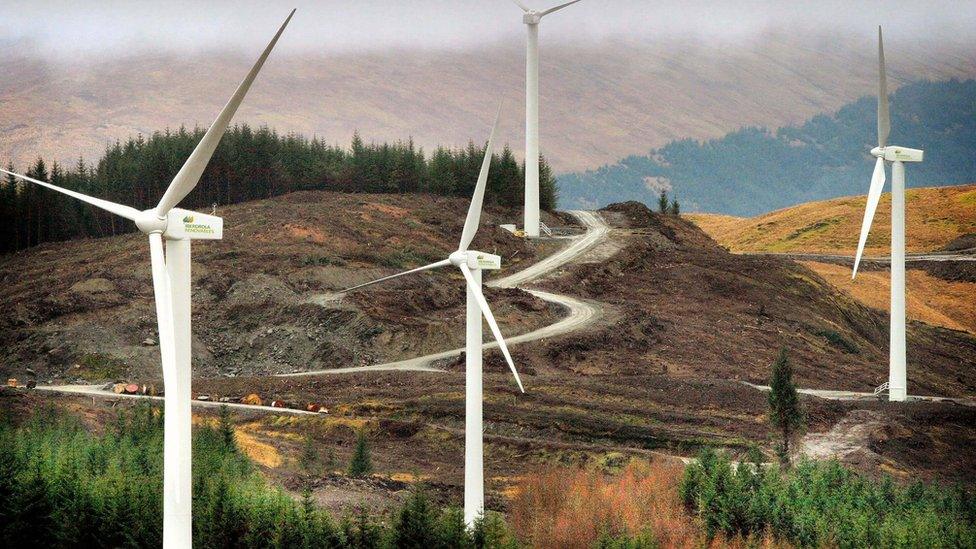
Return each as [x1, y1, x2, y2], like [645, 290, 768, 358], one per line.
[341, 108, 524, 527]
[1, 10, 294, 547]
[511, 0, 583, 238]
[852, 27, 923, 403]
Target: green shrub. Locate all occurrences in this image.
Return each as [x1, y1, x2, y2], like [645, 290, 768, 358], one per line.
[76, 352, 127, 381]
[815, 329, 858, 354]
[680, 449, 976, 547]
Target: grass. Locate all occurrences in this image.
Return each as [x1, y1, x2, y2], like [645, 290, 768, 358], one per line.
[75, 352, 127, 381]
[688, 184, 976, 254]
[801, 261, 976, 334]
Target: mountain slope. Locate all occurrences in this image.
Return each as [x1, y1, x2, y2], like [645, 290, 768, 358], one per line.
[687, 184, 976, 254]
[558, 80, 976, 215]
[536, 202, 976, 397]
[0, 192, 563, 381]
[3, 33, 976, 174]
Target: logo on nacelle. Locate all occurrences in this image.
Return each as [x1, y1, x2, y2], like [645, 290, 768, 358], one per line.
[475, 253, 502, 270]
[166, 209, 223, 240]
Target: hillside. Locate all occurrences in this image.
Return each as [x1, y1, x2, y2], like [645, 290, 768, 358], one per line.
[558, 80, 976, 215]
[687, 184, 976, 254]
[0, 192, 565, 381]
[3, 196, 976, 512]
[181, 200, 976, 495]
[3, 32, 976, 174]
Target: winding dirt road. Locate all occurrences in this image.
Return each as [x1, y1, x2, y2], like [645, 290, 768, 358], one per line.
[34, 211, 609, 411]
[279, 210, 608, 377]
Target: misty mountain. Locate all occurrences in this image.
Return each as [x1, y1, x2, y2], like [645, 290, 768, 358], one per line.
[557, 79, 976, 216]
[2, 32, 975, 176]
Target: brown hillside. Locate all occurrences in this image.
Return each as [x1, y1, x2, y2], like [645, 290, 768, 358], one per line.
[688, 184, 976, 254]
[4, 197, 976, 504]
[0, 192, 564, 382]
[3, 33, 976, 173]
[541, 202, 976, 398]
[799, 261, 976, 335]
[183, 200, 976, 494]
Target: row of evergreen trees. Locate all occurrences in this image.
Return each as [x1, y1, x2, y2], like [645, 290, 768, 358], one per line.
[679, 448, 976, 547]
[0, 125, 558, 255]
[0, 404, 516, 548]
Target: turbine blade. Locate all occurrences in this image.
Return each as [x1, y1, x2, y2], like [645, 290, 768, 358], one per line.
[878, 26, 890, 148]
[540, 0, 582, 16]
[511, 0, 531, 12]
[155, 9, 295, 216]
[340, 259, 451, 294]
[0, 168, 140, 221]
[148, 234, 179, 389]
[458, 105, 502, 252]
[458, 263, 525, 393]
[853, 157, 887, 278]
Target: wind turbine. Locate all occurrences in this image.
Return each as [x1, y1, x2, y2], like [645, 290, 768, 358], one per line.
[1, 10, 294, 547]
[511, 0, 582, 238]
[341, 108, 524, 527]
[851, 27, 923, 403]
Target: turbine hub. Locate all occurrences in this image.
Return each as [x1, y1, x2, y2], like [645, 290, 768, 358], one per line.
[450, 250, 502, 270]
[135, 210, 168, 234]
[523, 12, 541, 24]
[870, 146, 884, 158]
[449, 250, 469, 267]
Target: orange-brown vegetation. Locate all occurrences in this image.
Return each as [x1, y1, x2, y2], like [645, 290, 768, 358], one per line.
[509, 460, 783, 548]
[688, 184, 976, 254]
[801, 261, 976, 334]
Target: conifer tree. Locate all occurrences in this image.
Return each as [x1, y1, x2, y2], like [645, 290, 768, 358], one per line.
[658, 190, 669, 213]
[768, 348, 804, 464]
[217, 405, 236, 453]
[299, 434, 320, 516]
[670, 197, 680, 216]
[538, 154, 559, 211]
[0, 165, 16, 253]
[391, 489, 438, 547]
[347, 429, 372, 478]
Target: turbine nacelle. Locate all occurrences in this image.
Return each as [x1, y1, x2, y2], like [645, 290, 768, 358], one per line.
[514, 0, 582, 24]
[871, 146, 924, 163]
[449, 250, 502, 271]
[134, 208, 224, 240]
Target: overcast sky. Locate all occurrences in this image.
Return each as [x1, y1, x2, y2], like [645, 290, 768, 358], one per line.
[3, 0, 975, 58]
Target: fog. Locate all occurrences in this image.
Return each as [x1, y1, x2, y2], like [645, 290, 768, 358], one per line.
[3, 0, 975, 58]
